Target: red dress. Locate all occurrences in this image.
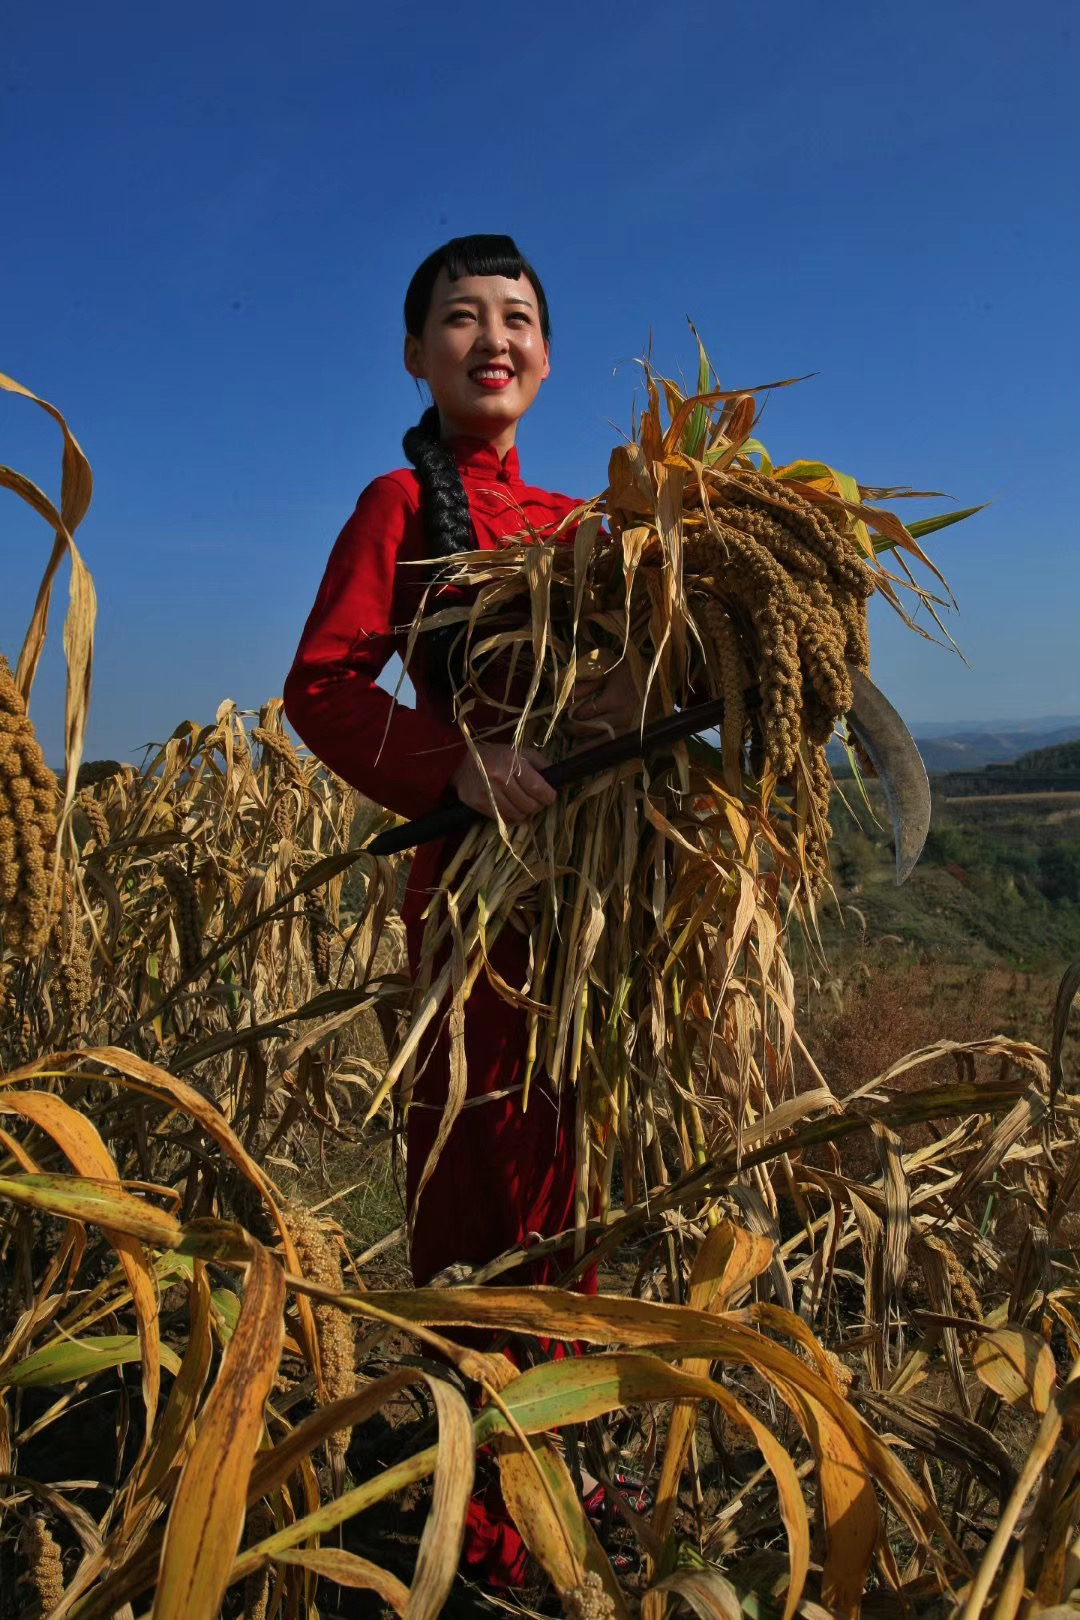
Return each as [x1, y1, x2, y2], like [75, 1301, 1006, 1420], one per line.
[284, 437, 588, 1290]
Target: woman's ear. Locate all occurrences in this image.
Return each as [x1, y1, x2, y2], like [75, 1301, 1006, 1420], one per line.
[404, 334, 425, 380]
[540, 341, 551, 382]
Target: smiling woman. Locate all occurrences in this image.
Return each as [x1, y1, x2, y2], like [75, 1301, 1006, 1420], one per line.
[403, 259, 551, 456]
[283, 231, 621, 1589]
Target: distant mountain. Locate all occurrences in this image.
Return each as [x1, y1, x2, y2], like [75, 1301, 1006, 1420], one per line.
[913, 724, 1080, 773]
[906, 715, 1080, 738]
[829, 720, 1080, 775]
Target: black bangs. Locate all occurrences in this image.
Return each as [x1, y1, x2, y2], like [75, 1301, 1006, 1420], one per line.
[404, 234, 551, 340]
[440, 233, 527, 283]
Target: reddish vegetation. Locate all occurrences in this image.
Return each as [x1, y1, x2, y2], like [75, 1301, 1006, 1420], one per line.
[795, 959, 1056, 1181]
[800, 959, 1052, 1097]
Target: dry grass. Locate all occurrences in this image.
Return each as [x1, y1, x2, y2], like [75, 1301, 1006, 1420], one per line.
[0, 366, 1078, 1620]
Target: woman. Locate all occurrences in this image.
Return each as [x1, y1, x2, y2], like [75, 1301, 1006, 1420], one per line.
[286, 232, 639, 1292]
[285, 234, 648, 1585]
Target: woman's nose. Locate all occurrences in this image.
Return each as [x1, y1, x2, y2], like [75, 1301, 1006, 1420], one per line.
[475, 323, 510, 354]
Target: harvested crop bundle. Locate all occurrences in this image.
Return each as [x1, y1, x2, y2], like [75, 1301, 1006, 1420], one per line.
[373, 361, 959, 1241]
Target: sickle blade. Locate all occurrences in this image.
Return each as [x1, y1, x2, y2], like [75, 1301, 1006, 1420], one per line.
[845, 664, 931, 885]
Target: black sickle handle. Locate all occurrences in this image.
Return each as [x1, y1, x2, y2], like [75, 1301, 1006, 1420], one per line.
[365, 694, 730, 857]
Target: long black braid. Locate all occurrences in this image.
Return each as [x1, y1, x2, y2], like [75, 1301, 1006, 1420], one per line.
[402, 404, 475, 564]
[402, 405, 476, 689]
[401, 234, 551, 692]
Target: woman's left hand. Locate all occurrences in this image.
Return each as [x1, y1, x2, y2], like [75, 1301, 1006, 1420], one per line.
[565, 661, 653, 739]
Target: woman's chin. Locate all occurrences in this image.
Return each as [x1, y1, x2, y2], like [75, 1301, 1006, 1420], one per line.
[445, 404, 519, 441]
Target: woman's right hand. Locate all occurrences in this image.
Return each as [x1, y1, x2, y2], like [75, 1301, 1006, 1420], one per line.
[451, 743, 557, 824]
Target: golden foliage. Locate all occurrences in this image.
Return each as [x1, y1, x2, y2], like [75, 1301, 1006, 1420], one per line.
[4, 364, 1080, 1620]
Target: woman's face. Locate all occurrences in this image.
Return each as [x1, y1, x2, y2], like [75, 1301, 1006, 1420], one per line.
[404, 268, 550, 453]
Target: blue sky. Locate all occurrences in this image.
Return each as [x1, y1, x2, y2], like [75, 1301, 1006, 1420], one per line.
[2, 0, 1078, 764]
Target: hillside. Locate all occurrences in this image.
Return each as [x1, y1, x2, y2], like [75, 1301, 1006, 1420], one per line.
[1010, 736, 1080, 773]
[820, 782, 1080, 969]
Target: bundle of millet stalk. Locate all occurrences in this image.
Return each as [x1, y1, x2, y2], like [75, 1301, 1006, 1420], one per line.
[381, 362, 960, 1235]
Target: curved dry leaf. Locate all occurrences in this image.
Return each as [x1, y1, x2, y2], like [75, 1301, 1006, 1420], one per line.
[649, 1220, 775, 1604]
[135, 1261, 214, 1500]
[973, 1327, 1057, 1414]
[407, 1375, 474, 1620]
[0, 1472, 104, 1554]
[0, 1093, 161, 1446]
[229, 1374, 481, 1592]
[273, 1547, 409, 1612]
[247, 1367, 422, 1503]
[0, 371, 96, 815]
[773, 1372, 878, 1618]
[497, 1432, 627, 1617]
[650, 1567, 744, 1620]
[229, 1441, 440, 1589]
[479, 1354, 810, 1620]
[76, 1371, 437, 1620]
[151, 1239, 285, 1620]
[230, 1351, 809, 1620]
[2, 1048, 321, 1381]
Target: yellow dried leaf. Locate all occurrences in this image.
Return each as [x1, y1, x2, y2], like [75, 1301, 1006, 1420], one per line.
[151, 1240, 285, 1620]
[973, 1326, 1056, 1414]
[497, 1432, 628, 1615]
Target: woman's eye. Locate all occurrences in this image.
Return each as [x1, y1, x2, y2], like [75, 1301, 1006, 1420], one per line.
[445, 310, 474, 325]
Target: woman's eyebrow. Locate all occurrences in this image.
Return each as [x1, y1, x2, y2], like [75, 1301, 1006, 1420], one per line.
[438, 292, 535, 308]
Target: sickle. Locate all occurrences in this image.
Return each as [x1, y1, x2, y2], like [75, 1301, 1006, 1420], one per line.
[366, 664, 931, 885]
[844, 666, 931, 885]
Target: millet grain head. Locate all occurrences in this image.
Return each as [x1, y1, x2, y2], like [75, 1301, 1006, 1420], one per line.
[0, 655, 60, 954]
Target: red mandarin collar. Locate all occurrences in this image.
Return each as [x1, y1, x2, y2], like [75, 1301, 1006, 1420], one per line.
[445, 436, 523, 485]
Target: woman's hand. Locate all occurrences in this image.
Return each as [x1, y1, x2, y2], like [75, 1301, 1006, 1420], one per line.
[565, 660, 654, 739]
[451, 742, 557, 824]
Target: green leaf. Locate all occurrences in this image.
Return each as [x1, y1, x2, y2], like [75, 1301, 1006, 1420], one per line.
[837, 731, 879, 823]
[1, 1334, 182, 1388]
[904, 504, 987, 541]
[739, 437, 774, 475]
[775, 460, 834, 483]
[681, 332, 712, 459]
[210, 1287, 241, 1344]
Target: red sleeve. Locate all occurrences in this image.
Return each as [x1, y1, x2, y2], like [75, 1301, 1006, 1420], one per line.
[283, 476, 469, 820]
